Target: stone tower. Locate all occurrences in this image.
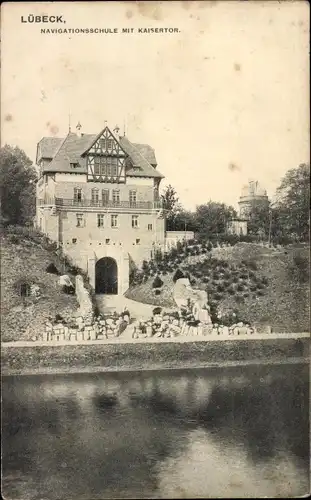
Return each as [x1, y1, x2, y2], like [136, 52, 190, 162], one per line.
[238, 180, 269, 219]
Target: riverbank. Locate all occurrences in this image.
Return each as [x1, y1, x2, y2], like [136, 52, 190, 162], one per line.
[2, 335, 309, 376]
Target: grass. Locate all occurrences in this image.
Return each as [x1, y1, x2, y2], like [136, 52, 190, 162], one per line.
[126, 242, 310, 333]
[1, 234, 79, 342]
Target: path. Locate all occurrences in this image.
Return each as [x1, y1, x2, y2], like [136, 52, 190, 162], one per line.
[2, 332, 309, 348]
[95, 294, 173, 319]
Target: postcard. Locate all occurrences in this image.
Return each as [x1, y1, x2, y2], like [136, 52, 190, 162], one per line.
[1, 1, 310, 499]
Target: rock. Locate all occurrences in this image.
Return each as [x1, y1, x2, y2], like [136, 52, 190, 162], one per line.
[59, 275, 74, 287]
[238, 326, 248, 335]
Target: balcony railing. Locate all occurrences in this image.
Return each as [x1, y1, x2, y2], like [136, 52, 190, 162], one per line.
[38, 197, 163, 210]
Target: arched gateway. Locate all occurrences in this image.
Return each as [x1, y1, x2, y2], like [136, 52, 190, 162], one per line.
[95, 257, 118, 294]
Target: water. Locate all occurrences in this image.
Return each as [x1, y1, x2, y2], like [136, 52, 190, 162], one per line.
[2, 364, 309, 499]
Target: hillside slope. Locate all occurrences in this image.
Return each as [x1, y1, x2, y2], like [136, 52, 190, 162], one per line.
[1, 234, 79, 342]
[125, 243, 310, 333]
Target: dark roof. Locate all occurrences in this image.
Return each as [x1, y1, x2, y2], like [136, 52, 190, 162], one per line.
[132, 143, 157, 167]
[38, 129, 163, 179]
[37, 137, 62, 160]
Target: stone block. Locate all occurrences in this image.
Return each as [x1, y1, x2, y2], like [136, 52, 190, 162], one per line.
[222, 326, 229, 336]
[42, 331, 49, 342]
[90, 330, 97, 340]
[238, 326, 248, 335]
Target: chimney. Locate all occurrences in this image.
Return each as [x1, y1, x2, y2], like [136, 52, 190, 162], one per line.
[76, 121, 82, 138]
[113, 125, 120, 138]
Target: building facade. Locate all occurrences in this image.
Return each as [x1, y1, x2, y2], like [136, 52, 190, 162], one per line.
[226, 218, 248, 236]
[36, 124, 166, 295]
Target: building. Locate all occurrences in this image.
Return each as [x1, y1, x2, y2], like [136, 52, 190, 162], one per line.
[226, 218, 248, 236]
[238, 180, 269, 218]
[227, 180, 269, 236]
[36, 123, 166, 295]
[165, 231, 195, 250]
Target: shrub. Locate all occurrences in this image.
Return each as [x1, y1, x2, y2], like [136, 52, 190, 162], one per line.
[213, 293, 223, 301]
[142, 260, 150, 273]
[236, 283, 244, 292]
[46, 263, 60, 275]
[172, 268, 185, 283]
[292, 253, 310, 283]
[153, 307, 162, 315]
[169, 247, 179, 259]
[154, 289, 162, 295]
[7, 234, 20, 244]
[216, 283, 225, 292]
[152, 276, 163, 289]
[228, 287, 235, 295]
[154, 249, 163, 263]
[256, 282, 265, 290]
[257, 289, 265, 296]
[235, 295, 245, 303]
[176, 240, 184, 254]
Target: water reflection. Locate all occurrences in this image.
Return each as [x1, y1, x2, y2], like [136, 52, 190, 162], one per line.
[2, 364, 309, 499]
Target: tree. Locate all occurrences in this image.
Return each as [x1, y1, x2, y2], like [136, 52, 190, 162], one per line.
[171, 209, 197, 232]
[195, 201, 237, 237]
[247, 203, 270, 238]
[161, 184, 180, 230]
[274, 163, 310, 241]
[0, 145, 37, 226]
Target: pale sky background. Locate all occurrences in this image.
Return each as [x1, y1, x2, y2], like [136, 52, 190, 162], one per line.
[1, 1, 310, 211]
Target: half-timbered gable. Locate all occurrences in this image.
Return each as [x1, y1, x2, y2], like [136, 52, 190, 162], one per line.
[83, 127, 127, 183]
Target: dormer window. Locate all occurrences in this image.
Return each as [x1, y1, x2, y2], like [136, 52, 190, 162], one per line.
[70, 162, 79, 169]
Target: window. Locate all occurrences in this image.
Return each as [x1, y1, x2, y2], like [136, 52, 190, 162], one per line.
[99, 138, 106, 151]
[20, 283, 31, 297]
[111, 215, 118, 228]
[132, 215, 139, 228]
[70, 163, 78, 169]
[148, 224, 153, 231]
[129, 190, 137, 207]
[112, 190, 120, 205]
[107, 139, 113, 150]
[72, 238, 77, 244]
[105, 238, 110, 244]
[102, 189, 109, 206]
[94, 157, 100, 175]
[97, 214, 104, 227]
[76, 213, 84, 227]
[74, 188, 82, 203]
[136, 239, 141, 245]
[91, 188, 99, 205]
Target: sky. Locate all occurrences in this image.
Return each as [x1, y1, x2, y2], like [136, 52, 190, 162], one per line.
[1, 1, 310, 211]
